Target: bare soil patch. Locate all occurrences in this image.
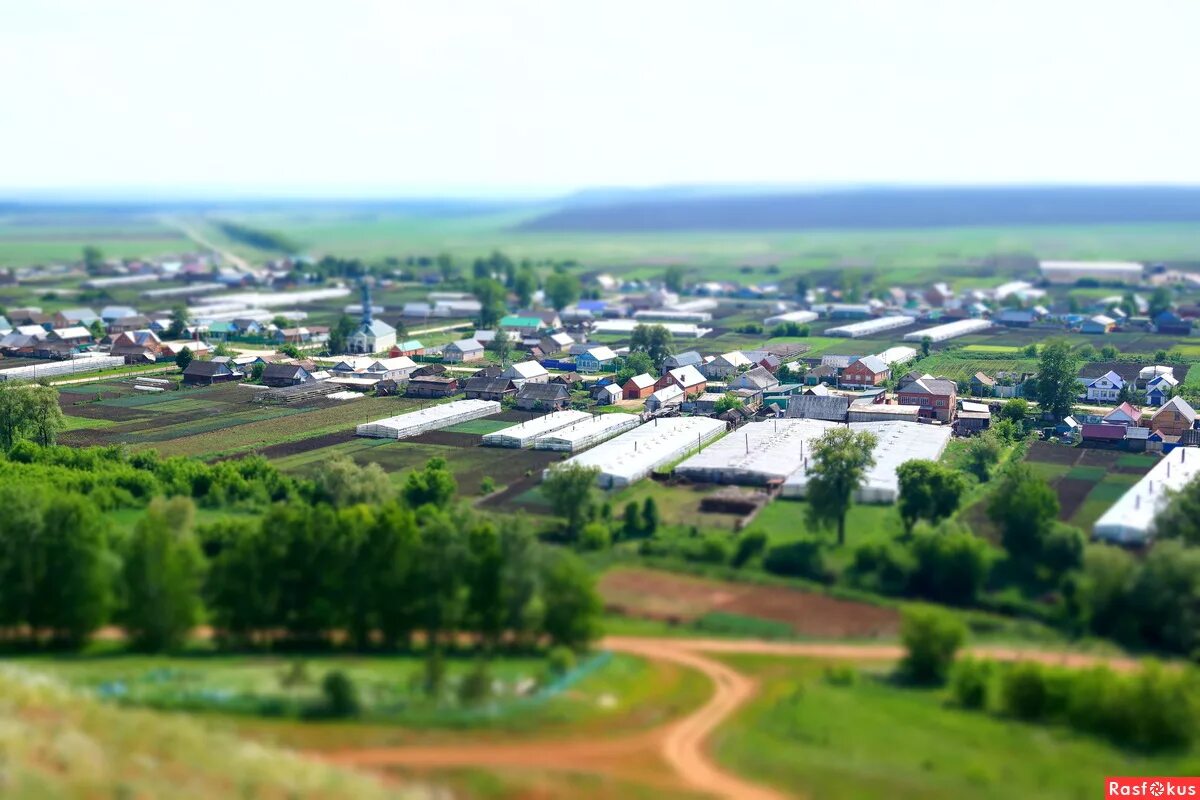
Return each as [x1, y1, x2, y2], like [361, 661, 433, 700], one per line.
[1025, 441, 1080, 465]
[255, 431, 358, 460]
[405, 430, 482, 448]
[1054, 477, 1095, 521]
[600, 567, 899, 639]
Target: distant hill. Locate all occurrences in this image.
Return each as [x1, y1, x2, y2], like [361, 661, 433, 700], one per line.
[518, 186, 1200, 232]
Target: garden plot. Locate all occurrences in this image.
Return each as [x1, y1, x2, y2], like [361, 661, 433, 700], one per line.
[1016, 442, 1159, 531]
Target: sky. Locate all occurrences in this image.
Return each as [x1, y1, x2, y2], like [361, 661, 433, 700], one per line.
[1, 0, 1197, 197]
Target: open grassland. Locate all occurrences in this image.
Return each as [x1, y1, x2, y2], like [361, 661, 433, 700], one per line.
[0, 665, 407, 799]
[712, 655, 1200, 800]
[390, 767, 704, 800]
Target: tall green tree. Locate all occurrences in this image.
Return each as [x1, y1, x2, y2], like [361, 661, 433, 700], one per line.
[402, 457, 458, 509]
[175, 346, 194, 372]
[1149, 286, 1174, 318]
[1034, 340, 1081, 420]
[513, 268, 538, 307]
[328, 313, 356, 354]
[471, 278, 508, 328]
[541, 464, 600, 540]
[544, 270, 581, 310]
[82, 245, 104, 273]
[962, 429, 1003, 482]
[540, 549, 602, 651]
[805, 428, 877, 546]
[896, 460, 969, 534]
[663, 265, 686, 293]
[629, 324, 675, 369]
[120, 497, 207, 651]
[0, 382, 65, 449]
[166, 303, 190, 339]
[988, 462, 1060, 563]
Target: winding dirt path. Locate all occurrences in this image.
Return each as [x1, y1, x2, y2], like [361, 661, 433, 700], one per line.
[319, 636, 1143, 799]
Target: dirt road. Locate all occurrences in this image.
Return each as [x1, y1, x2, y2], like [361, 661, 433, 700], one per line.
[320, 636, 1144, 799]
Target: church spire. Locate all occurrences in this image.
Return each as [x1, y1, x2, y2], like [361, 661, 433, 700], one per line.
[360, 280, 373, 326]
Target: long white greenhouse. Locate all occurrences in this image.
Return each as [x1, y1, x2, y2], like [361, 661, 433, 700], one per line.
[591, 319, 712, 338]
[902, 318, 992, 342]
[781, 421, 953, 503]
[1094, 447, 1200, 544]
[533, 413, 642, 452]
[547, 416, 727, 488]
[763, 310, 819, 327]
[0, 354, 126, 381]
[675, 418, 837, 484]
[482, 409, 593, 448]
[826, 316, 915, 338]
[356, 399, 499, 439]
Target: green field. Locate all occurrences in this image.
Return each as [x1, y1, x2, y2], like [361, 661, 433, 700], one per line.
[714, 655, 1200, 800]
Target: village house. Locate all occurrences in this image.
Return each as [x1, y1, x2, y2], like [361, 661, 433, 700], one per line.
[595, 384, 623, 405]
[897, 376, 957, 422]
[107, 314, 153, 334]
[388, 339, 426, 358]
[501, 360, 550, 387]
[1103, 401, 1142, 427]
[661, 351, 703, 374]
[704, 351, 753, 379]
[1146, 374, 1179, 406]
[804, 364, 839, 386]
[54, 307, 101, 328]
[109, 330, 163, 362]
[994, 371, 1033, 399]
[442, 339, 485, 363]
[955, 400, 992, 434]
[1085, 370, 1124, 403]
[46, 326, 94, 348]
[656, 364, 707, 396]
[1153, 310, 1193, 336]
[261, 363, 314, 388]
[1081, 314, 1117, 334]
[1150, 396, 1197, 437]
[730, 365, 779, 392]
[549, 371, 582, 388]
[515, 382, 572, 411]
[499, 314, 547, 337]
[969, 372, 996, 397]
[840, 355, 890, 388]
[539, 331, 575, 356]
[182, 359, 242, 386]
[645, 383, 685, 412]
[575, 345, 618, 373]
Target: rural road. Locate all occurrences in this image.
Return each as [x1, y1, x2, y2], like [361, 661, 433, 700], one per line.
[162, 216, 252, 271]
[321, 636, 1140, 799]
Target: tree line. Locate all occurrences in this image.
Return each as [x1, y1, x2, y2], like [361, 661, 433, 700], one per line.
[0, 444, 603, 670]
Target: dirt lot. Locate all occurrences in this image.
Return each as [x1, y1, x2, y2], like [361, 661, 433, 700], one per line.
[600, 566, 899, 639]
[255, 430, 359, 460]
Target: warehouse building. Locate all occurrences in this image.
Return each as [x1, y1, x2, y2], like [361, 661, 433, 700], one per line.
[1093, 447, 1200, 544]
[547, 416, 727, 488]
[826, 315, 915, 338]
[675, 418, 837, 485]
[1040, 260, 1144, 285]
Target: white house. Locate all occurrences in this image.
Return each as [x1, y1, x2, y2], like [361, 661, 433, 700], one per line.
[501, 360, 550, 387]
[1085, 370, 1124, 403]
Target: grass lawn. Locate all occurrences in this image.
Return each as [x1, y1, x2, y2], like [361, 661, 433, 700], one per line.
[713, 655, 1200, 800]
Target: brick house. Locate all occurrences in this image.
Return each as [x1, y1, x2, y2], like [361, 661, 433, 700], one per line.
[897, 376, 957, 422]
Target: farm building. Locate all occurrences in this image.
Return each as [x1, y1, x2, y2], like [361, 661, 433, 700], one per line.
[676, 418, 836, 485]
[0, 353, 126, 381]
[1093, 447, 1200, 543]
[405, 376, 459, 398]
[1081, 315, 1117, 334]
[443, 339, 485, 363]
[826, 315, 915, 338]
[533, 412, 641, 452]
[785, 395, 850, 422]
[462, 376, 517, 402]
[356, 399, 499, 439]
[763, 310, 818, 327]
[515, 382, 572, 411]
[623, 373, 657, 400]
[955, 400, 992, 434]
[902, 318, 992, 343]
[547, 416, 727, 488]
[782, 421, 953, 503]
[847, 403, 922, 423]
[1151, 396, 1197, 437]
[182, 360, 242, 386]
[634, 309, 714, 323]
[482, 409, 593, 448]
[1040, 260, 1144, 285]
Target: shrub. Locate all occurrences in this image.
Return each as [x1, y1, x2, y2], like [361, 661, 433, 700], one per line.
[763, 539, 830, 583]
[999, 662, 1069, 721]
[731, 531, 768, 568]
[320, 671, 360, 718]
[949, 657, 993, 710]
[823, 664, 858, 686]
[898, 607, 966, 685]
[578, 522, 612, 551]
[685, 535, 731, 564]
[546, 645, 577, 678]
[846, 540, 914, 596]
[458, 661, 492, 706]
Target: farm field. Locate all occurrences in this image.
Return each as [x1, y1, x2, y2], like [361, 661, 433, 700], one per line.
[712, 655, 1200, 800]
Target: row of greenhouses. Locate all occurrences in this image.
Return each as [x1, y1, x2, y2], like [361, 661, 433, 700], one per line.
[826, 315, 915, 338]
[547, 416, 727, 488]
[533, 413, 642, 452]
[355, 399, 499, 439]
[482, 409, 592, 448]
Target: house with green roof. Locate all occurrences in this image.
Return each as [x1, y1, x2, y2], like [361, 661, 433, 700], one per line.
[499, 315, 546, 335]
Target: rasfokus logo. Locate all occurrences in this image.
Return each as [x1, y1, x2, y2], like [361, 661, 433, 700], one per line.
[1107, 778, 1200, 797]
